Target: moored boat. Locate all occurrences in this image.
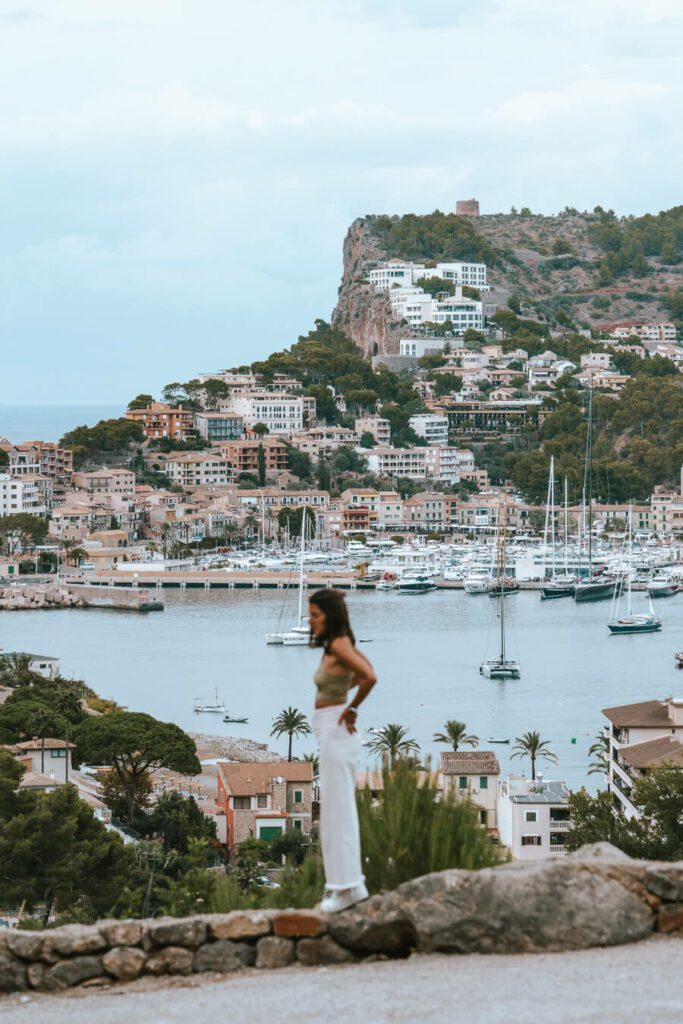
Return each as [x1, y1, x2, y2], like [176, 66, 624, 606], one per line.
[647, 577, 679, 599]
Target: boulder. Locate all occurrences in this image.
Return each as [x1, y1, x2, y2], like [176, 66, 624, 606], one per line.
[144, 946, 194, 976]
[657, 902, 683, 933]
[208, 911, 272, 941]
[146, 916, 207, 949]
[193, 940, 255, 973]
[99, 919, 142, 947]
[255, 937, 295, 969]
[272, 911, 328, 938]
[0, 952, 28, 993]
[35, 956, 105, 991]
[296, 936, 354, 966]
[331, 858, 655, 956]
[5, 931, 45, 960]
[41, 924, 107, 961]
[102, 947, 147, 981]
[644, 863, 683, 903]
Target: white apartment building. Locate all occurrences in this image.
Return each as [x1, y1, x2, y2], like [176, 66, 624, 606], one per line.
[440, 751, 500, 831]
[355, 416, 392, 446]
[221, 393, 315, 436]
[289, 427, 359, 460]
[409, 414, 449, 446]
[390, 287, 484, 332]
[581, 352, 612, 371]
[368, 259, 487, 291]
[0, 474, 47, 516]
[0, 444, 40, 476]
[611, 322, 676, 342]
[602, 697, 683, 820]
[497, 775, 572, 860]
[365, 446, 464, 484]
[163, 453, 234, 489]
[399, 336, 448, 358]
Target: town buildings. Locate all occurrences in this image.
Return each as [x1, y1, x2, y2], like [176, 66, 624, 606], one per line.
[194, 412, 244, 442]
[354, 416, 392, 445]
[368, 259, 487, 292]
[215, 760, 314, 853]
[408, 414, 449, 446]
[219, 393, 315, 436]
[440, 751, 500, 831]
[602, 697, 683, 820]
[497, 775, 572, 859]
[125, 403, 195, 440]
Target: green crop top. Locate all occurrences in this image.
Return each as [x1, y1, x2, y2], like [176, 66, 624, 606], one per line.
[314, 662, 354, 704]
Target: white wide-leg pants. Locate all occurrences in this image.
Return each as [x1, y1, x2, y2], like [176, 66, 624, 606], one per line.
[313, 705, 364, 891]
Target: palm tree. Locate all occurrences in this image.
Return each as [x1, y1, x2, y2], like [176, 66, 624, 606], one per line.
[511, 730, 558, 781]
[30, 707, 56, 775]
[299, 752, 320, 781]
[588, 731, 610, 776]
[433, 720, 479, 751]
[243, 513, 259, 542]
[66, 546, 87, 567]
[54, 690, 83, 783]
[271, 707, 312, 762]
[367, 724, 420, 764]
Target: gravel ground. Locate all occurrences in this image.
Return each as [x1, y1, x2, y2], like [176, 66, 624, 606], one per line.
[2, 935, 681, 1024]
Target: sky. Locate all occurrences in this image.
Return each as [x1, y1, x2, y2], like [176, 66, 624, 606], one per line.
[1, 0, 681, 406]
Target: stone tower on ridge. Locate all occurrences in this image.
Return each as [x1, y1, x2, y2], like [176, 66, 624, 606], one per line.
[456, 198, 480, 217]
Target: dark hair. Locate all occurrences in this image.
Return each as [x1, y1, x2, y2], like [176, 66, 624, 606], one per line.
[308, 589, 355, 650]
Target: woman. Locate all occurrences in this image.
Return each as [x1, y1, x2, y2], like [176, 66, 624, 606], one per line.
[309, 588, 377, 913]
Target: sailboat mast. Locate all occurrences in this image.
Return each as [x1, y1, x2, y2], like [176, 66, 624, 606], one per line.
[587, 384, 593, 575]
[564, 477, 569, 574]
[549, 456, 556, 580]
[500, 488, 506, 661]
[297, 509, 306, 625]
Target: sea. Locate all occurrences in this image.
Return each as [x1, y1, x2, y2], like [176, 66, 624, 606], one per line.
[0, 405, 123, 444]
[3, 588, 679, 792]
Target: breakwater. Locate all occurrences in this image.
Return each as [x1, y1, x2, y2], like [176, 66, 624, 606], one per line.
[0, 582, 163, 613]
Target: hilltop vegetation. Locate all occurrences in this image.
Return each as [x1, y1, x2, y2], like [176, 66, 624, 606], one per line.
[360, 206, 683, 335]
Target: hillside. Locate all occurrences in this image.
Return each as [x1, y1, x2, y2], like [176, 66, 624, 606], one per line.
[333, 206, 683, 355]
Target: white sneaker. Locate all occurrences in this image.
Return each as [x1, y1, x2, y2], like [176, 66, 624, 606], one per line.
[320, 883, 369, 914]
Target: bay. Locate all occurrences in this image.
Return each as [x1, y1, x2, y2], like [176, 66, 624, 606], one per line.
[4, 589, 680, 792]
[0, 404, 123, 444]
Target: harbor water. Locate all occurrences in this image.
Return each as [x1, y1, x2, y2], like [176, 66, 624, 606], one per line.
[4, 588, 681, 791]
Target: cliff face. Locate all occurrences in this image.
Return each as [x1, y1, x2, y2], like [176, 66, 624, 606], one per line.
[332, 218, 404, 357]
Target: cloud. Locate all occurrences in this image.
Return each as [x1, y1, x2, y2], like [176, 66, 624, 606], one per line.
[495, 79, 668, 125]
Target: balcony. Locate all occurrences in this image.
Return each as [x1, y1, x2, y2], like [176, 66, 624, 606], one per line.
[548, 819, 571, 830]
[548, 845, 567, 855]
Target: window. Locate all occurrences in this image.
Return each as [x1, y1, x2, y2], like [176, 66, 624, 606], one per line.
[233, 797, 251, 810]
[479, 809, 487, 825]
[293, 819, 303, 831]
[50, 749, 66, 758]
[293, 789, 303, 804]
[257, 794, 268, 809]
[458, 777, 467, 790]
[521, 835, 542, 847]
[479, 776, 488, 790]
[525, 811, 538, 822]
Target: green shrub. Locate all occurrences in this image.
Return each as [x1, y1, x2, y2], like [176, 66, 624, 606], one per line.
[357, 760, 504, 894]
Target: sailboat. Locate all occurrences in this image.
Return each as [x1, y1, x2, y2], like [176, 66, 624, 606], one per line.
[265, 509, 311, 646]
[480, 489, 521, 679]
[540, 465, 576, 600]
[193, 687, 226, 713]
[574, 384, 617, 603]
[608, 512, 662, 635]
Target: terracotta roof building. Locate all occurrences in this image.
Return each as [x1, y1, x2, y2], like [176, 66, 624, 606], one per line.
[440, 750, 501, 831]
[602, 696, 683, 819]
[216, 761, 313, 852]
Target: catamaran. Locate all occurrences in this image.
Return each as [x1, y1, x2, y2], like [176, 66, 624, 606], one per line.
[480, 489, 520, 679]
[575, 385, 617, 603]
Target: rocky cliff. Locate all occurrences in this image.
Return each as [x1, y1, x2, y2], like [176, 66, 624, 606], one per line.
[332, 218, 402, 358]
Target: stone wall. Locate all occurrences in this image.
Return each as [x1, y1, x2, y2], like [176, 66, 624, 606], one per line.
[1, 844, 681, 995]
[0, 583, 84, 611]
